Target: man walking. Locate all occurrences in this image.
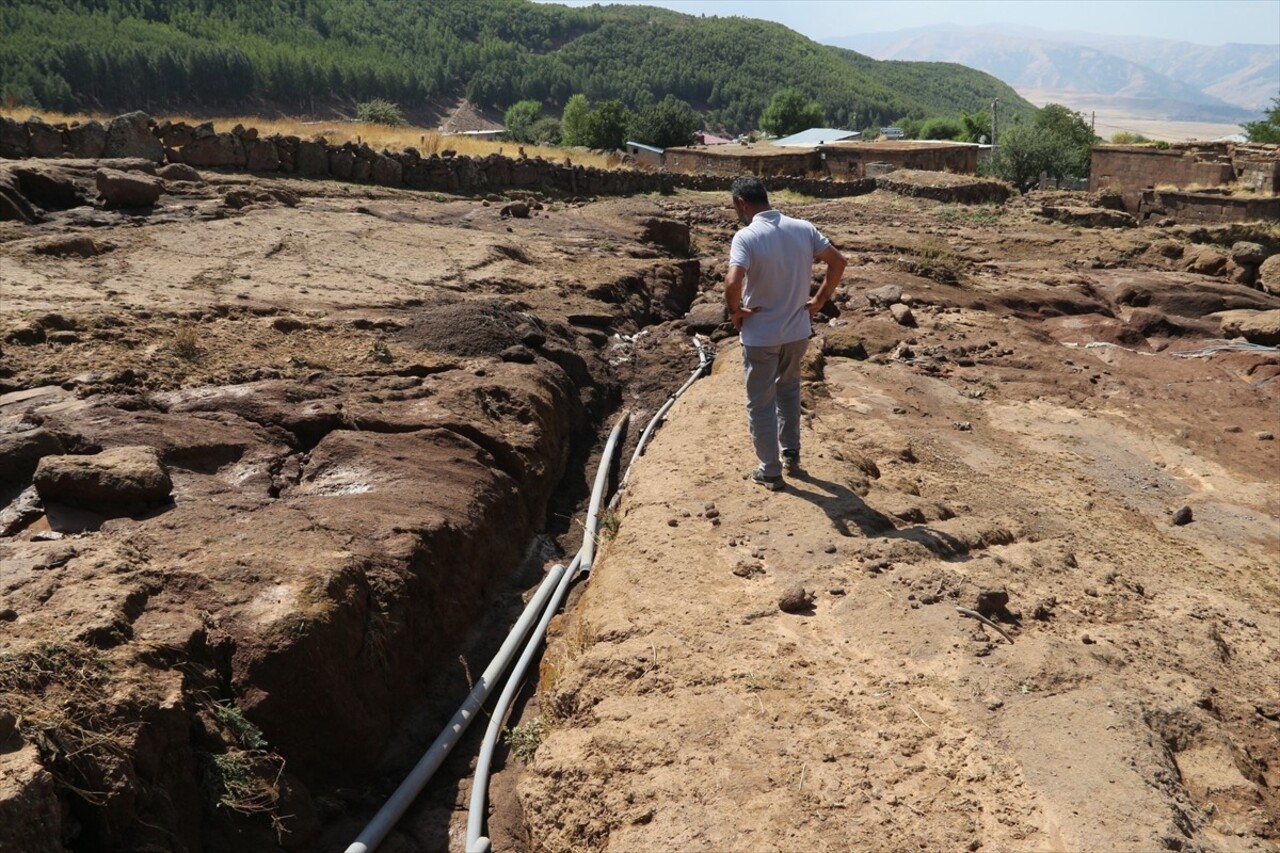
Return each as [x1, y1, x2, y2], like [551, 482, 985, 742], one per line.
[725, 177, 846, 491]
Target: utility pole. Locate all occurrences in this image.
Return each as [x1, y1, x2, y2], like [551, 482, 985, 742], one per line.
[991, 98, 999, 153]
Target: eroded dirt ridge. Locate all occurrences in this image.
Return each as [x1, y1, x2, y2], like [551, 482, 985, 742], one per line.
[1, 160, 1278, 853]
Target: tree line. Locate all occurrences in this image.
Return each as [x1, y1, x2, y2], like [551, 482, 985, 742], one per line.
[0, 0, 1036, 135]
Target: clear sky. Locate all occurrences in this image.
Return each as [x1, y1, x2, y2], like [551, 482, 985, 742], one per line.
[534, 0, 1280, 46]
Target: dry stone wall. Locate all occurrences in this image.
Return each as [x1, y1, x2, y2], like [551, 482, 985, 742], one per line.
[1091, 142, 1280, 216]
[0, 112, 877, 200]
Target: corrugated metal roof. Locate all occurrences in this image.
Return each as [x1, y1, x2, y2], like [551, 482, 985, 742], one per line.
[625, 141, 665, 154]
[771, 128, 860, 147]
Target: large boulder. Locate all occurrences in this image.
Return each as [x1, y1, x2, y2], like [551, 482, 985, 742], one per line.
[65, 120, 107, 159]
[0, 116, 28, 158]
[26, 120, 63, 158]
[1231, 241, 1268, 267]
[371, 154, 402, 186]
[95, 168, 163, 208]
[9, 164, 87, 210]
[295, 140, 329, 176]
[1217, 309, 1280, 346]
[244, 137, 280, 172]
[1184, 245, 1228, 277]
[33, 446, 173, 508]
[0, 428, 66, 495]
[1259, 255, 1280, 297]
[103, 111, 163, 162]
[156, 162, 202, 183]
[178, 132, 244, 167]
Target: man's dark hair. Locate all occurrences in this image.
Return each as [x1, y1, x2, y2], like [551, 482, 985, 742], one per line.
[731, 176, 769, 206]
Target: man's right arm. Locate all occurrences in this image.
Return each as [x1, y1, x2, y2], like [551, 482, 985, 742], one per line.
[725, 264, 758, 330]
[806, 244, 847, 318]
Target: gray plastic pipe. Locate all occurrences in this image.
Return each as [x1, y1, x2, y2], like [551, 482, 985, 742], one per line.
[612, 336, 713, 506]
[580, 410, 629, 575]
[344, 562, 568, 853]
[464, 549, 582, 852]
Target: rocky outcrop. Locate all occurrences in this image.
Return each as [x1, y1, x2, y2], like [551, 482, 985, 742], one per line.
[102, 111, 163, 162]
[33, 446, 173, 508]
[1217, 308, 1280, 346]
[95, 167, 163, 207]
[1260, 254, 1280, 296]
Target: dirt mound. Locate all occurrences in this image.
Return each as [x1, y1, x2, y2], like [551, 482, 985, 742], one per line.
[395, 298, 547, 358]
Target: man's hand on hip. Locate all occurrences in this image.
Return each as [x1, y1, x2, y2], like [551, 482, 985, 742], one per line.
[731, 305, 759, 330]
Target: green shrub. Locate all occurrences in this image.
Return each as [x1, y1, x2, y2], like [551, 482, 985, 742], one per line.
[356, 98, 407, 127]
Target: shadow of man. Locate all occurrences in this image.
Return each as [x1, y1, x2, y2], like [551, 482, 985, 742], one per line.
[786, 468, 972, 559]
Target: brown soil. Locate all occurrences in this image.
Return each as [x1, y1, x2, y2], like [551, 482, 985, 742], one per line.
[2, 165, 1279, 853]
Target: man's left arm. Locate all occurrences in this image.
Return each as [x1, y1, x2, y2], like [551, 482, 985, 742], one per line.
[806, 244, 847, 318]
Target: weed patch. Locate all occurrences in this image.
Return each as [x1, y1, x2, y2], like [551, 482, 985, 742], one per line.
[505, 716, 547, 762]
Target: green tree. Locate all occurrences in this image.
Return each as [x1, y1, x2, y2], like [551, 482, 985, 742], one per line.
[561, 93, 590, 146]
[529, 115, 561, 145]
[1033, 103, 1098, 182]
[760, 88, 825, 137]
[917, 117, 962, 140]
[1242, 97, 1280, 144]
[960, 110, 991, 143]
[356, 98, 407, 126]
[582, 99, 631, 149]
[627, 94, 699, 148]
[504, 99, 542, 142]
[1109, 131, 1152, 144]
[988, 124, 1063, 192]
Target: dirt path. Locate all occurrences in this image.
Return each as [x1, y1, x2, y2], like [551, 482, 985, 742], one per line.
[510, 208, 1280, 851]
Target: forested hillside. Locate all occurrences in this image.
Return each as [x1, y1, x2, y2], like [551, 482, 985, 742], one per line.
[0, 0, 1035, 133]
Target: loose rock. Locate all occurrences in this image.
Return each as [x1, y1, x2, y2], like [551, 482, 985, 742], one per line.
[778, 585, 816, 613]
[33, 446, 173, 508]
[1171, 506, 1193, 526]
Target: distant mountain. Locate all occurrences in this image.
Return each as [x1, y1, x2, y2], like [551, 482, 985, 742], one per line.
[829, 25, 1277, 122]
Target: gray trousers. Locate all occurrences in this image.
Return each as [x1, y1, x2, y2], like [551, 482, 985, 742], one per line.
[742, 338, 808, 477]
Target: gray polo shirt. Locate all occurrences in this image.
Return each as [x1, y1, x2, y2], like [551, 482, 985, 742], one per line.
[729, 209, 831, 347]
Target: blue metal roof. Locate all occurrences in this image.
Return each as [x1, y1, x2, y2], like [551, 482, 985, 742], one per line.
[771, 128, 860, 147]
[625, 140, 665, 154]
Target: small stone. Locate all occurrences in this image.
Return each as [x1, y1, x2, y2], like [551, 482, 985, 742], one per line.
[1171, 506, 1193, 526]
[1084, 586, 1098, 597]
[986, 698, 1004, 711]
[1081, 634, 1096, 645]
[1257, 432, 1275, 441]
[1224, 425, 1242, 433]
[0, 608, 17, 621]
[705, 508, 720, 519]
[823, 543, 837, 554]
[778, 585, 816, 613]
[953, 421, 972, 431]
[892, 406, 907, 415]
[667, 518, 679, 527]
[829, 587, 845, 596]
[975, 588, 1009, 617]
[889, 303, 915, 326]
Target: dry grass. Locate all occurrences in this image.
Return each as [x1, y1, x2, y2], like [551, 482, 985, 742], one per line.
[0, 643, 135, 804]
[1, 108, 621, 170]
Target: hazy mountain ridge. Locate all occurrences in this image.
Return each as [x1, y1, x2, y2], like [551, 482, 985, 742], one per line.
[829, 24, 1278, 119]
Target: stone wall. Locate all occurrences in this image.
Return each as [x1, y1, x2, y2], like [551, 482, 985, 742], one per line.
[1090, 142, 1280, 214]
[821, 142, 979, 179]
[0, 112, 883, 200]
[664, 147, 816, 177]
[664, 141, 979, 180]
[1138, 190, 1280, 224]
